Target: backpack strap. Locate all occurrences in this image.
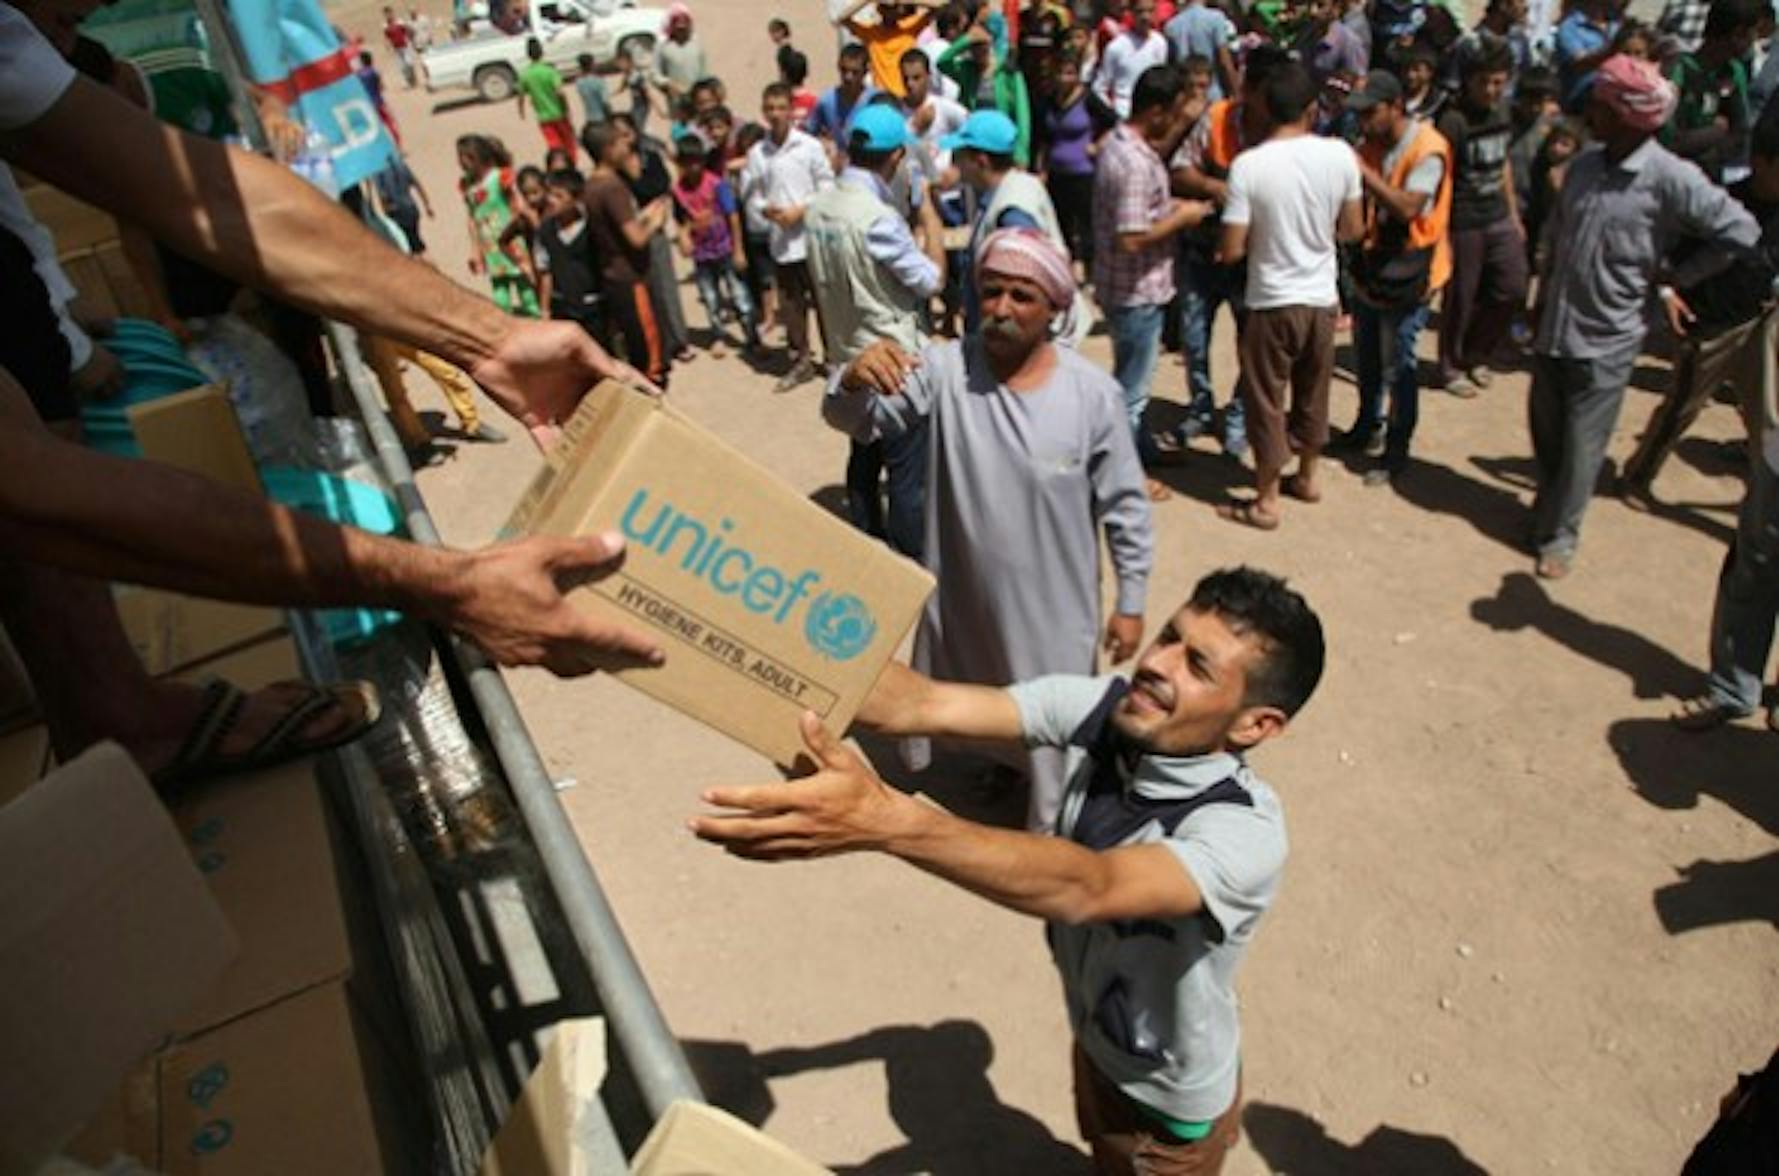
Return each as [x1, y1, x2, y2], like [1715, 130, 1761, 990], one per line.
[1063, 681, 1254, 852]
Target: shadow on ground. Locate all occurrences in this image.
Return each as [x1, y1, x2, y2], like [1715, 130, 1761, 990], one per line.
[685, 1021, 1090, 1174]
[1470, 572, 1700, 700]
[430, 94, 486, 114]
[1381, 456, 1529, 553]
[1609, 716, 1779, 934]
[1244, 1103, 1490, 1175]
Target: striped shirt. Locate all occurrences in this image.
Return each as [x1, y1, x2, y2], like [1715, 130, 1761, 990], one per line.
[1092, 124, 1177, 308]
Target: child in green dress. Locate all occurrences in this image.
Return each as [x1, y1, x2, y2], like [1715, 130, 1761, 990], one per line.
[456, 134, 541, 317]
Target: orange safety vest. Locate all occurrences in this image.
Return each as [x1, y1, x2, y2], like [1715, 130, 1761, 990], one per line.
[1200, 99, 1245, 178]
[1360, 121, 1454, 294]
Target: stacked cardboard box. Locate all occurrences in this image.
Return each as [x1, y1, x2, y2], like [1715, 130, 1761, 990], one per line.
[0, 745, 235, 1173]
[47, 631, 421, 1174]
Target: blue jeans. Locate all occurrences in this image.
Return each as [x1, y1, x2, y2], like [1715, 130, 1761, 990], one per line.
[1178, 252, 1246, 449]
[1707, 448, 1779, 712]
[692, 257, 758, 347]
[1107, 302, 1166, 466]
[1352, 300, 1433, 469]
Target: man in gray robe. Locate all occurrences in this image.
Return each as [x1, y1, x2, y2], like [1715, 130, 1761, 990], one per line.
[824, 229, 1154, 829]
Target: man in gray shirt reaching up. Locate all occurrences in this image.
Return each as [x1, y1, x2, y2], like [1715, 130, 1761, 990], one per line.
[694, 566, 1325, 1176]
[1529, 54, 1760, 579]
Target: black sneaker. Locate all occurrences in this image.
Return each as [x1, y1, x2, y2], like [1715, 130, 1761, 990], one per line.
[1329, 423, 1385, 456]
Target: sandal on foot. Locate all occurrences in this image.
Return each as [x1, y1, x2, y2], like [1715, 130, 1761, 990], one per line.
[151, 678, 382, 795]
[1671, 694, 1755, 732]
[1283, 474, 1322, 503]
[1216, 498, 1280, 531]
[1145, 478, 1174, 502]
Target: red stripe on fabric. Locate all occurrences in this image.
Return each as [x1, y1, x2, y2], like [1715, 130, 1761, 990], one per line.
[260, 48, 359, 105]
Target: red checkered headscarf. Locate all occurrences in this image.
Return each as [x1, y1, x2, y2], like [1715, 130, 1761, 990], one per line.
[1592, 54, 1676, 133]
[976, 229, 1075, 310]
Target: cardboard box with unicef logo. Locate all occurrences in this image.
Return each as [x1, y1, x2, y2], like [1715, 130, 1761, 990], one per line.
[505, 381, 934, 765]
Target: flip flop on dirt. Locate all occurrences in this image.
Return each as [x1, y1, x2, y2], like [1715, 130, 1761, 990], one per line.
[1146, 478, 1174, 502]
[1283, 474, 1321, 504]
[151, 678, 382, 795]
[1216, 498, 1280, 531]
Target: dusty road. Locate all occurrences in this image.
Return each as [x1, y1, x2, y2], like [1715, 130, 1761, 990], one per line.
[336, 2, 1778, 1169]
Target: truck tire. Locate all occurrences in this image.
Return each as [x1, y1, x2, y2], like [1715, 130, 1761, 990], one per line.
[474, 63, 517, 103]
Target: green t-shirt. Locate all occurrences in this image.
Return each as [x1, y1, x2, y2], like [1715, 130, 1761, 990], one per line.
[1668, 54, 1748, 134]
[518, 61, 567, 122]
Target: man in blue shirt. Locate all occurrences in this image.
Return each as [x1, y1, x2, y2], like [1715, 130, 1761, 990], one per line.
[806, 104, 945, 556]
[1554, 0, 1623, 111]
[808, 42, 878, 144]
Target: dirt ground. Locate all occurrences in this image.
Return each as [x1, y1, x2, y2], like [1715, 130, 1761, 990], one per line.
[333, 2, 1779, 1169]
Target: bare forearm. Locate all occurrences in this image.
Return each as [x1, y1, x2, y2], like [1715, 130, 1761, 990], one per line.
[0, 418, 464, 616]
[4, 77, 513, 375]
[918, 201, 946, 272]
[1172, 167, 1225, 202]
[1215, 224, 1247, 265]
[855, 660, 1022, 739]
[1361, 171, 1426, 224]
[882, 795, 1113, 924]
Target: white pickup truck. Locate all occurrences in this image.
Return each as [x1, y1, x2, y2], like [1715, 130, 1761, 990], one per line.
[420, 0, 666, 103]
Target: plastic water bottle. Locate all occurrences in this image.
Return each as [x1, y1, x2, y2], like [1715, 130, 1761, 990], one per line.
[291, 129, 339, 199]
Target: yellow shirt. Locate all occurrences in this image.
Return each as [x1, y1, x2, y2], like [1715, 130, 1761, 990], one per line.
[845, 9, 934, 97]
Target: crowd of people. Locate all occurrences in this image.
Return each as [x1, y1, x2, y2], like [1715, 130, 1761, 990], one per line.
[3, 0, 1779, 1170]
[424, 0, 1777, 737]
[419, 0, 1777, 1168]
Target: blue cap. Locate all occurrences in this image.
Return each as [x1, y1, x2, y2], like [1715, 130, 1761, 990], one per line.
[846, 104, 911, 152]
[939, 109, 1018, 156]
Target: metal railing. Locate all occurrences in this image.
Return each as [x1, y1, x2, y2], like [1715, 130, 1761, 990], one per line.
[324, 324, 703, 1123]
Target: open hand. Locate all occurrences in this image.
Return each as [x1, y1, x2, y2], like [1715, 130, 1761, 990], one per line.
[691, 713, 904, 861]
[1662, 287, 1696, 338]
[469, 318, 662, 448]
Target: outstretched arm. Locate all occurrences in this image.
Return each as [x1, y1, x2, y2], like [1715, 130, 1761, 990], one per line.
[853, 661, 1023, 741]
[0, 365, 663, 676]
[1, 72, 654, 438]
[692, 714, 1205, 927]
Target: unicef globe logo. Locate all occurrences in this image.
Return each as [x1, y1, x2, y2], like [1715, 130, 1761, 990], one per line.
[804, 592, 877, 661]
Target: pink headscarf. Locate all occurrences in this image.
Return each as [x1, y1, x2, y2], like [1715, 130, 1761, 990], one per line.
[976, 229, 1076, 310]
[1591, 54, 1676, 133]
[664, 2, 691, 31]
